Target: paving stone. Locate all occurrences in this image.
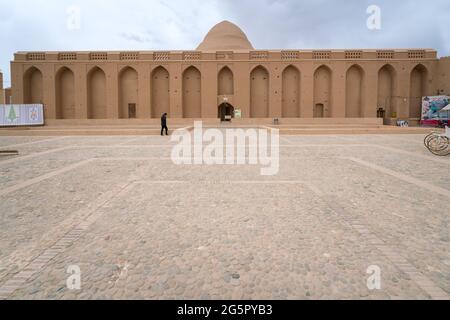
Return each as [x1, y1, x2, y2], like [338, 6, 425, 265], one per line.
[0, 134, 449, 300]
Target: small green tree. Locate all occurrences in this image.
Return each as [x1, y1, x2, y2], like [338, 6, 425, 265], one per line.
[7, 106, 17, 122]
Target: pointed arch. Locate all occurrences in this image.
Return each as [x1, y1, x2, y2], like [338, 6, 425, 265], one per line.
[182, 66, 202, 118]
[377, 64, 397, 119]
[313, 65, 332, 118]
[218, 66, 234, 96]
[250, 65, 269, 118]
[87, 66, 107, 119]
[119, 66, 138, 119]
[345, 64, 365, 118]
[23, 66, 43, 105]
[282, 65, 300, 118]
[55, 66, 75, 119]
[409, 64, 429, 118]
[151, 66, 170, 118]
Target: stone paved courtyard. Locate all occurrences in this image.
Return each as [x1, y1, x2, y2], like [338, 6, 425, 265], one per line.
[0, 133, 449, 300]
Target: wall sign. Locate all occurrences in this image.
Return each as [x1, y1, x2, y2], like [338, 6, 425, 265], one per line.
[0, 104, 44, 127]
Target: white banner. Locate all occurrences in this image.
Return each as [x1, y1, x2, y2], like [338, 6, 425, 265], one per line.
[0, 104, 44, 127]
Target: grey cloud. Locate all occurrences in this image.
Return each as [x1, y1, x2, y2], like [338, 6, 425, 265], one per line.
[216, 0, 450, 52]
[119, 32, 150, 43]
[1, 0, 449, 85]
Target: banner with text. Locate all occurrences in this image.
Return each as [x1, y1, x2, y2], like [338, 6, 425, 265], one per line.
[0, 104, 44, 127]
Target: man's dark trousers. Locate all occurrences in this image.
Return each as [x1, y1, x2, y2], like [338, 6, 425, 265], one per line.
[161, 125, 168, 136]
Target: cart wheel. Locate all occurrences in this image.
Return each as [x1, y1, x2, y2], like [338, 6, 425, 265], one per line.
[427, 135, 450, 156]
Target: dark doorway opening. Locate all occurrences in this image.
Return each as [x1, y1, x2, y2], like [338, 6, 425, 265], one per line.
[128, 103, 136, 119]
[377, 108, 386, 119]
[218, 103, 235, 122]
[314, 104, 324, 118]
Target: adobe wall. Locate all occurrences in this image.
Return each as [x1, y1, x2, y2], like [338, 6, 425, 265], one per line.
[4, 88, 11, 104]
[10, 49, 440, 123]
[437, 56, 450, 96]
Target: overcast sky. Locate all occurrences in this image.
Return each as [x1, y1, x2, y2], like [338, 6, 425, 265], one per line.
[1, 0, 449, 85]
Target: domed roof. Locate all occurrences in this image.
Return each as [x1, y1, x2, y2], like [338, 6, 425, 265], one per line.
[197, 21, 254, 51]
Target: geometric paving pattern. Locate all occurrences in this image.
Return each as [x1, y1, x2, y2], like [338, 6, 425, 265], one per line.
[0, 134, 449, 300]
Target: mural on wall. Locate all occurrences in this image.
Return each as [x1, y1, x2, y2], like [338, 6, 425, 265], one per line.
[422, 96, 450, 125]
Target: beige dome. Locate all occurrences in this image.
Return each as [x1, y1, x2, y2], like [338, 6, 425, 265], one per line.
[197, 21, 254, 51]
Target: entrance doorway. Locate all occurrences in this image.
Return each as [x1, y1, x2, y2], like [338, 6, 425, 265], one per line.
[314, 104, 324, 118]
[128, 103, 136, 119]
[218, 103, 235, 122]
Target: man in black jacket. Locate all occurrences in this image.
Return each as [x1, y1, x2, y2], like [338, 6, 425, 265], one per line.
[161, 113, 169, 136]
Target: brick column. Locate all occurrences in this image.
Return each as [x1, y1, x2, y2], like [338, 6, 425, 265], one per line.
[234, 62, 250, 118]
[43, 64, 57, 119]
[395, 67, 410, 119]
[75, 64, 88, 119]
[331, 63, 346, 118]
[363, 64, 378, 118]
[138, 63, 150, 119]
[170, 63, 183, 118]
[201, 62, 217, 118]
[269, 64, 282, 118]
[300, 62, 314, 118]
[10, 63, 23, 104]
[106, 64, 119, 119]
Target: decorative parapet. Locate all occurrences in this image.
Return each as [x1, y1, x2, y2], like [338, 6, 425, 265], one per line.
[313, 50, 331, 60]
[408, 50, 426, 59]
[58, 52, 77, 61]
[89, 52, 108, 61]
[120, 52, 139, 60]
[345, 50, 362, 59]
[14, 49, 437, 62]
[182, 51, 201, 61]
[250, 51, 269, 60]
[153, 52, 170, 61]
[26, 52, 46, 61]
[281, 51, 299, 60]
[376, 50, 395, 59]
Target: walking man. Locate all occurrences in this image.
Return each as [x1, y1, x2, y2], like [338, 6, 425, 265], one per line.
[161, 113, 169, 136]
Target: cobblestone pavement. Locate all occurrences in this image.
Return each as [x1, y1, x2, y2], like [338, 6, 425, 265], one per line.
[0, 134, 448, 300]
